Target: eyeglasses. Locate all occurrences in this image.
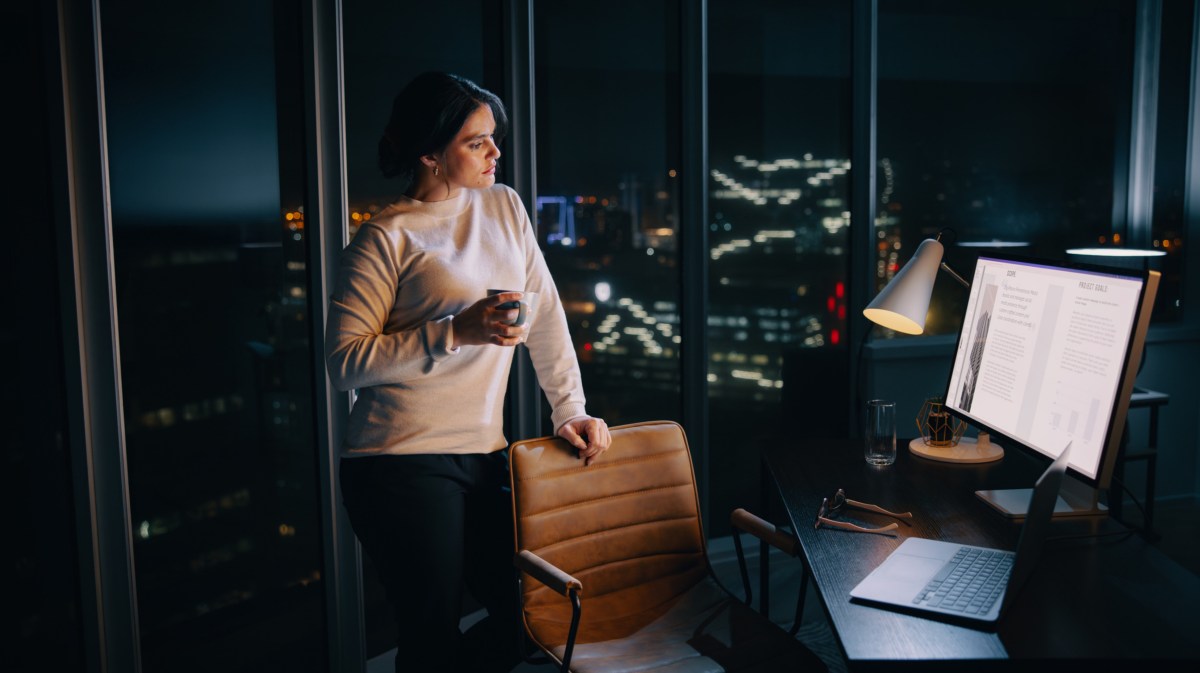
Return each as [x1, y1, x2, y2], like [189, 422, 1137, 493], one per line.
[814, 488, 913, 534]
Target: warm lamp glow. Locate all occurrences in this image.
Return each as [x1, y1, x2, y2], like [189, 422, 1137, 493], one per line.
[861, 308, 925, 335]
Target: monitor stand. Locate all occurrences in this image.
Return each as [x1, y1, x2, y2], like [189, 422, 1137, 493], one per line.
[975, 474, 1107, 521]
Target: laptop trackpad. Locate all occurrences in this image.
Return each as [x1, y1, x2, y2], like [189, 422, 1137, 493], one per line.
[851, 550, 946, 603]
[879, 553, 944, 583]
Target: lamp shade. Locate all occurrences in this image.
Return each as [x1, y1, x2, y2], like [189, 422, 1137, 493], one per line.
[863, 238, 944, 335]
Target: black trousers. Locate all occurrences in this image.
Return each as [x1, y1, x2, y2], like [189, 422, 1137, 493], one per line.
[340, 451, 523, 673]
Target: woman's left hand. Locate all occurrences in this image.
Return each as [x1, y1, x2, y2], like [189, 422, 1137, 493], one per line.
[557, 416, 612, 466]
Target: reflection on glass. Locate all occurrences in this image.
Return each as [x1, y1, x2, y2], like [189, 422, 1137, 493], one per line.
[535, 1, 684, 428]
[708, 0, 853, 533]
[1149, 0, 1193, 321]
[879, 0, 1135, 335]
[101, 1, 325, 670]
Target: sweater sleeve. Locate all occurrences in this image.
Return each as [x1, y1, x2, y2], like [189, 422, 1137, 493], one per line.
[324, 224, 457, 391]
[513, 192, 589, 430]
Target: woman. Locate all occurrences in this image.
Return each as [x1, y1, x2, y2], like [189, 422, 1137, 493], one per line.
[325, 72, 611, 672]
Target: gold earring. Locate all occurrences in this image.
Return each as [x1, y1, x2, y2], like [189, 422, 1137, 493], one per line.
[433, 165, 440, 177]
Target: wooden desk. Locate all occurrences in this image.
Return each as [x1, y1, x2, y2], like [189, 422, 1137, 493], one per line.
[763, 439, 1200, 671]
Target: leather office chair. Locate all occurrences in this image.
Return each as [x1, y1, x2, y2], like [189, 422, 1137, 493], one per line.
[509, 420, 825, 672]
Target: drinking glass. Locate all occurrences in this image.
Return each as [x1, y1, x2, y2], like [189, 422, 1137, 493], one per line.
[865, 399, 897, 466]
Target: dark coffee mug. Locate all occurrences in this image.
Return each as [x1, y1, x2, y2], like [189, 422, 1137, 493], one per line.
[487, 289, 538, 327]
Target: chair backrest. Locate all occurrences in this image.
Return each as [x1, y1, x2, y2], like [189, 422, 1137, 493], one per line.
[509, 420, 709, 649]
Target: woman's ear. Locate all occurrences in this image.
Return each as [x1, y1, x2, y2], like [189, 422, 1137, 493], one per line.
[419, 153, 439, 170]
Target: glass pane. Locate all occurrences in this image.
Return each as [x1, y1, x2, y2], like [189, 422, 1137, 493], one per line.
[878, 0, 1135, 336]
[534, 0, 684, 430]
[341, 0, 502, 657]
[1150, 0, 1194, 321]
[708, 0, 853, 532]
[100, 1, 326, 670]
[344, 1, 502, 232]
[6, 3, 84, 668]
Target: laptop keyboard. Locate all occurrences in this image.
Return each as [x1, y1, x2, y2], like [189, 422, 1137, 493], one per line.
[912, 547, 1014, 615]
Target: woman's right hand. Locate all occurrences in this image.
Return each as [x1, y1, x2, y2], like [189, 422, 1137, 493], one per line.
[450, 292, 528, 348]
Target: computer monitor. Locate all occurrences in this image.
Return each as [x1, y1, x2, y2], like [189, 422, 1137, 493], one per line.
[942, 253, 1159, 518]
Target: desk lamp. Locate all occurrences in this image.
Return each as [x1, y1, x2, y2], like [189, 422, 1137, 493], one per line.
[862, 233, 1004, 463]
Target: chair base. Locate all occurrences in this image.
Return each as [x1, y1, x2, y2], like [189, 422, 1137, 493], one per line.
[546, 578, 824, 673]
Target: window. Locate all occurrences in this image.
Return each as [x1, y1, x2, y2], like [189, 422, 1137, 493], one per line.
[101, 1, 326, 669]
[877, 0, 1136, 335]
[534, 1, 685, 428]
[708, 0, 853, 529]
[1150, 0, 1194, 321]
[343, 1, 503, 237]
[341, 0, 502, 657]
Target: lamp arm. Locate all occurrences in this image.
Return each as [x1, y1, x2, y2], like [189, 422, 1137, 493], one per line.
[939, 262, 971, 289]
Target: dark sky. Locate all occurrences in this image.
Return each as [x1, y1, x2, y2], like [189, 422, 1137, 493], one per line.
[342, 0, 494, 203]
[101, 0, 282, 224]
[96, 0, 1134, 220]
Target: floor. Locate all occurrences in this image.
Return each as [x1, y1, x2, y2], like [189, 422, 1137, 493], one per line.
[367, 497, 1199, 673]
[1118, 496, 1200, 575]
[364, 535, 848, 673]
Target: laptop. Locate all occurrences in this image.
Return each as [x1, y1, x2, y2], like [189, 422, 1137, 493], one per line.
[848, 441, 1071, 624]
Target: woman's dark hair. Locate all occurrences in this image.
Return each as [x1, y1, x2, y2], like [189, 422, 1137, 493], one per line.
[378, 72, 509, 180]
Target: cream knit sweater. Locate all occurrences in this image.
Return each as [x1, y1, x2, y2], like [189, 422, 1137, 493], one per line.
[325, 184, 587, 456]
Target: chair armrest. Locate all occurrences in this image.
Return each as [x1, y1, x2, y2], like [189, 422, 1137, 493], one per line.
[514, 550, 583, 672]
[514, 550, 583, 597]
[731, 508, 798, 557]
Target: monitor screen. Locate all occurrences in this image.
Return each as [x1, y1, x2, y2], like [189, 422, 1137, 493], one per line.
[944, 255, 1149, 484]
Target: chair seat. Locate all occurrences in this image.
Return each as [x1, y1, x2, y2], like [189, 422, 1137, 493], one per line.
[551, 577, 820, 673]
